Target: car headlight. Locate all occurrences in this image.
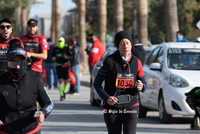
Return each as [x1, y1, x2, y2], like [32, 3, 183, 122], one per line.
[169, 74, 189, 87]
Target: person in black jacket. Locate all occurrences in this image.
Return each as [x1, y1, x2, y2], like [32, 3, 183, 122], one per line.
[93, 30, 147, 134]
[0, 39, 54, 134]
[66, 38, 81, 95]
[45, 38, 58, 90]
[131, 37, 145, 65]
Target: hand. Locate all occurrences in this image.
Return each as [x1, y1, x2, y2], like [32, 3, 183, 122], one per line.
[34, 111, 45, 123]
[63, 54, 68, 59]
[0, 120, 4, 127]
[52, 57, 56, 61]
[27, 52, 31, 57]
[136, 80, 143, 91]
[107, 96, 118, 106]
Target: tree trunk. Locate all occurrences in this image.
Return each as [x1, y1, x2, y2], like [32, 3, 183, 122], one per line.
[114, 0, 123, 33]
[21, 7, 26, 36]
[55, 0, 61, 44]
[136, 0, 148, 47]
[51, 0, 56, 44]
[78, 0, 88, 71]
[164, 0, 179, 42]
[97, 0, 107, 47]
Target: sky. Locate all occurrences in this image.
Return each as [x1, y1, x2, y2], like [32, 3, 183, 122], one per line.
[29, 0, 76, 18]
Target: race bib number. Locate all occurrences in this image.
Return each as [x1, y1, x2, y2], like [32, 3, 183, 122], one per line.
[115, 73, 134, 89]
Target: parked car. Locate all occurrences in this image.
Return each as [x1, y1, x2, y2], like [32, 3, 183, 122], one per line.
[90, 46, 117, 106]
[139, 42, 200, 123]
[144, 45, 158, 62]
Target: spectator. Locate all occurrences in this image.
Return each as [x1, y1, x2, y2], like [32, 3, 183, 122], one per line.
[176, 30, 189, 42]
[131, 36, 146, 65]
[66, 38, 81, 95]
[45, 38, 58, 90]
[88, 33, 105, 84]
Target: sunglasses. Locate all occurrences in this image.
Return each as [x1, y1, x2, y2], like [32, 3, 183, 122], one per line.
[0, 25, 12, 30]
[8, 60, 27, 69]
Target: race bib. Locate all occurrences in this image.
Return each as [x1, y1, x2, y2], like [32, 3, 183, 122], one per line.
[115, 73, 134, 89]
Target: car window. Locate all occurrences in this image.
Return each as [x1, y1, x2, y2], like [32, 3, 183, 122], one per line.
[146, 47, 161, 65]
[100, 51, 109, 61]
[155, 47, 164, 66]
[168, 48, 200, 70]
[100, 48, 117, 62]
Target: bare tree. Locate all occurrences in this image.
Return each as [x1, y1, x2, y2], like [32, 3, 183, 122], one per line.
[78, 0, 88, 71]
[164, 0, 179, 42]
[97, 0, 107, 47]
[114, 0, 123, 33]
[136, 0, 148, 47]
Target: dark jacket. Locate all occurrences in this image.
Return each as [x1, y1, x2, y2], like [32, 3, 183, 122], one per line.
[131, 43, 145, 65]
[0, 71, 54, 133]
[66, 45, 81, 66]
[45, 42, 56, 64]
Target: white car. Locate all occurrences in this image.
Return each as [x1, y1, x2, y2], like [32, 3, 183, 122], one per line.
[140, 42, 200, 123]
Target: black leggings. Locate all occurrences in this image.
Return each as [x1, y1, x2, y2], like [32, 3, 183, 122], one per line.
[104, 107, 139, 134]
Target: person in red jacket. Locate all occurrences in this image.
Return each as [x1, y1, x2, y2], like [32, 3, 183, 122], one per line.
[21, 18, 49, 81]
[0, 17, 24, 75]
[88, 33, 105, 76]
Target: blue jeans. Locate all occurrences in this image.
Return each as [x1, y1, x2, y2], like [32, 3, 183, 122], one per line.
[89, 65, 93, 76]
[45, 63, 58, 88]
[73, 64, 80, 93]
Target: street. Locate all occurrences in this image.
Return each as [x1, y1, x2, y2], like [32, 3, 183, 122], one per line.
[41, 72, 200, 134]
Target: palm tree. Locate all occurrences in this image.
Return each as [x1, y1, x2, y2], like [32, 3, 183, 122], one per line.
[114, 0, 123, 33]
[55, 0, 61, 42]
[78, 0, 88, 70]
[136, 0, 148, 47]
[51, 0, 56, 44]
[97, 0, 107, 47]
[164, 0, 179, 42]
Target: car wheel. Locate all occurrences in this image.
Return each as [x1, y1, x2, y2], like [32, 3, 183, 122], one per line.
[139, 103, 147, 118]
[159, 94, 172, 123]
[90, 87, 99, 106]
[138, 95, 147, 118]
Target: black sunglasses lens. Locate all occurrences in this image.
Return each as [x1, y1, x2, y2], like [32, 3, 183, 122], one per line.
[0, 25, 11, 30]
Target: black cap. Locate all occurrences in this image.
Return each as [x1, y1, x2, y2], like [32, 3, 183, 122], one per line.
[7, 46, 27, 60]
[0, 17, 12, 24]
[114, 30, 132, 48]
[27, 19, 38, 26]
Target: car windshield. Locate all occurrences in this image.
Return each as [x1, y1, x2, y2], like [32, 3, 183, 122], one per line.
[167, 48, 200, 70]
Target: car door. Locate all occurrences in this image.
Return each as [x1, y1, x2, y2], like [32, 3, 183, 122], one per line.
[141, 47, 161, 107]
[150, 47, 164, 107]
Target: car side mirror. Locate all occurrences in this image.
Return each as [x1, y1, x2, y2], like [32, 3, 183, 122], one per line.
[149, 63, 161, 71]
[96, 61, 102, 68]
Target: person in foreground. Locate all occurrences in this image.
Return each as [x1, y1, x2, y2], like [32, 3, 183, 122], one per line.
[93, 30, 147, 134]
[0, 39, 54, 134]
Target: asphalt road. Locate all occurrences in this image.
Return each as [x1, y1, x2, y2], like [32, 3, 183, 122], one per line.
[41, 72, 200, 134]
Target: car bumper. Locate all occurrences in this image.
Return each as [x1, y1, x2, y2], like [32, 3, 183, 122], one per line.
[163, 84, 199, 116]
